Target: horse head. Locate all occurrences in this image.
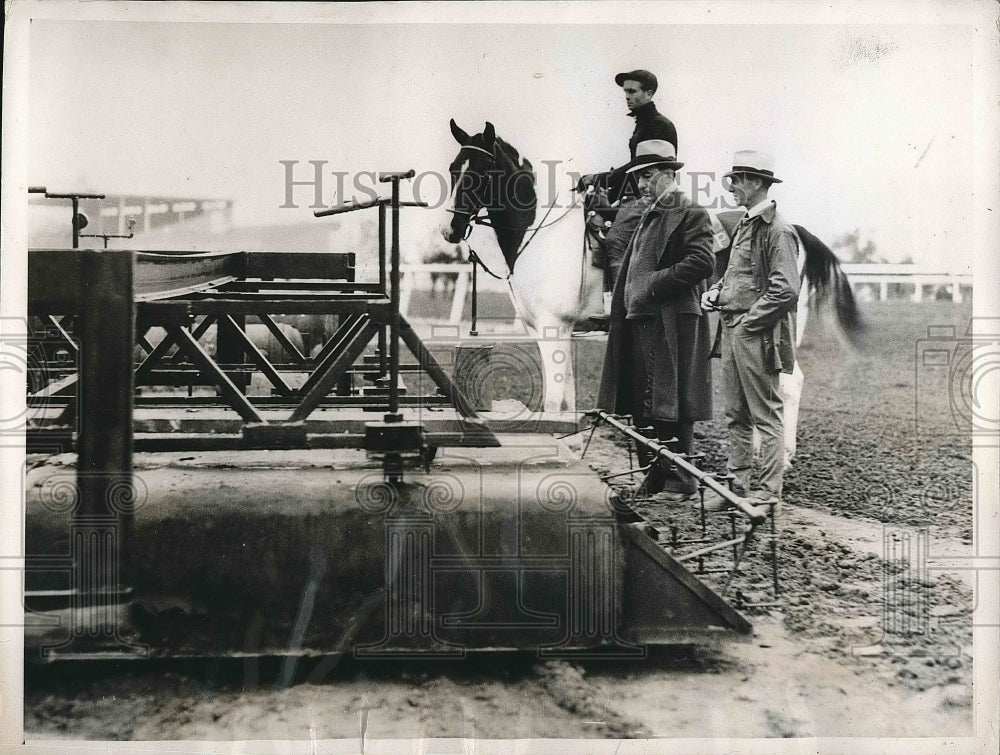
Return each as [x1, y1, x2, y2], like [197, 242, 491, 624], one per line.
[441, 120, 537, 272]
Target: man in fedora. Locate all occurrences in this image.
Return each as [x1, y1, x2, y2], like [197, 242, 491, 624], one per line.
[598, 140, 715, 500]
[702, 150, 800, 509]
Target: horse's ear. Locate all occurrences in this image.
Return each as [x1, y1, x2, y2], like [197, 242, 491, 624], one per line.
[483, 122, 496, 149]
[450, 119, 469, 144]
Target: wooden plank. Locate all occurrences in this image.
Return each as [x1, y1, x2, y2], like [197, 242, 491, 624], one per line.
[398, 317, 481, 420]
[169, 325, 265, 424]
[289, 321, 380, 422]
[307, 313, 363, 370]
[218, 315, 293, 396]
[134, 251, 246, 301]
[134, 315, 215, 383]
[74, 250, 136, 645]
[259, 315, 307, 363]
[28, 249, 85, 313]
[245, 251, 355, 281]
[141, 297, 392, 317]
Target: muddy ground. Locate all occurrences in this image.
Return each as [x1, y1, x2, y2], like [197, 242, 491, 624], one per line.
[23, 300, 977, 743]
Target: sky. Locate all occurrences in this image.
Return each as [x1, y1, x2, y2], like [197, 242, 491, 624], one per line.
[20, 8, 988, 271]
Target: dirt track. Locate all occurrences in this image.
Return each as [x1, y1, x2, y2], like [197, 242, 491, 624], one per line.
[24, 300, 976, 742]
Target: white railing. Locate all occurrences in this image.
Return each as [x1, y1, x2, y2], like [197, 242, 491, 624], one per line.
[399, 262, 477, 324]
[399, 262, 973, 323]
[840, 263, 972, 303]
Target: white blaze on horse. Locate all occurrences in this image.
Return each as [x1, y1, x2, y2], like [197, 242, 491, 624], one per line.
[437, 121, 865, 466]
[438, 120, 605, 413]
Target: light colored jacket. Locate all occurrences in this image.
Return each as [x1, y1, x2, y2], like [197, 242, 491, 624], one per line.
[709, 202, 800, 373]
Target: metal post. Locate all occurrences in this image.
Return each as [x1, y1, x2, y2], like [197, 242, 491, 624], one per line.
[470, 260, 478, 337]
[378, 202, 388, 377]
[770, 509, 780, 596]
[387, 178, 402, 421]
[71, 197, 80, 249]
[38, 191, 105, 250]
[58, 249, 137, 655]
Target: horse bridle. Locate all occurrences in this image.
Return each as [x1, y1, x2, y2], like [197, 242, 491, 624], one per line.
[446, 144, 497, 239]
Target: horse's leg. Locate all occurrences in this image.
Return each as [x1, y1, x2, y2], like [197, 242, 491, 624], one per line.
[535, 326, 576, 413]
[779, 362, 804, 469]
[796, 284, 810, 348]
[539, 338, 575, 412]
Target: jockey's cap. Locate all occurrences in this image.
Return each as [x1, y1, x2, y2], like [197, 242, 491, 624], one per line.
[614, 69, 658, 93]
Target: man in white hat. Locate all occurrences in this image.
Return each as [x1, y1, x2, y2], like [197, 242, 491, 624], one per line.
[701, 150, 800, 509]
[598, 140, 715, 499]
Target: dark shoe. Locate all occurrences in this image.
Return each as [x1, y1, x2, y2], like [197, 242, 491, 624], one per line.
[658, 489, 698, 503]
[636, 464, 666, 496]
[749, 490, 783, 516]
[662, 475, 698, 496]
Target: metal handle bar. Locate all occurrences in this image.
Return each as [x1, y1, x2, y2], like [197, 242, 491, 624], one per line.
[42, 192, 106, 200]
[314, 199, 427, 218]
[591, 410, 768, 525]
[379, 170, 415, 183]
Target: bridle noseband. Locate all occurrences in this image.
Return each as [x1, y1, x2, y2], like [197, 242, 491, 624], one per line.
[446, 144, 497, 239]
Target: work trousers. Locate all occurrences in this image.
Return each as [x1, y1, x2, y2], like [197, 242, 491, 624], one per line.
[721, 320, 785, 497]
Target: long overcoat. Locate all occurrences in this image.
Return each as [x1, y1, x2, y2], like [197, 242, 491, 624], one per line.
[597, 190, 715, 421]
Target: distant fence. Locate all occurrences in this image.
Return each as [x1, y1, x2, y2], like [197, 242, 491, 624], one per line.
[400, 262, 972, 323]
[841, 263, 972, 303]
[399, 262, 479, 323]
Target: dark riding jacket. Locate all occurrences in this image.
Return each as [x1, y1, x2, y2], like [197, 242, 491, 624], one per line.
[605, 102, 678, 203]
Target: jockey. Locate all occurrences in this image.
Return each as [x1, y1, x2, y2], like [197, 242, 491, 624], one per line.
[577, 70, 679, 320]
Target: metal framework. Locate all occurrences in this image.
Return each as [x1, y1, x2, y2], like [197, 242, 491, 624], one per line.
[23, 174, 764, 660]
[28, 172, 503, 463]
[584, 410, 782, 605]
[23, 173, 511, 653]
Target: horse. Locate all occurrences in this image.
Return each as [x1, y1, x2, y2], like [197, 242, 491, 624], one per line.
[439, 121, 865, 466]
[439, 119, 606, 413]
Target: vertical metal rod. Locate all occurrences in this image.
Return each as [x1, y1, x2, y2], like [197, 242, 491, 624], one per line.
[71, 197, 80, 249]
[699, 485, 707, 535]
[469, 260, 478, 336]
[902, 532, 910, 634]
[730, 511, 739, 566]
[378, 203, 388, 376]
[580, 419, 599, 458]
[770, 507, 780, 596]
[387, 181, 401, 420]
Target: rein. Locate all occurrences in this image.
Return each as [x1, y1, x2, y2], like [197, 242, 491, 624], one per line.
[465, 245, 509, 281]
[463, 193, 570, 280]
[449, 137, 591, 329]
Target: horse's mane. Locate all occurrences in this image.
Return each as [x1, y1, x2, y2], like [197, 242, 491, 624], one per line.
[494, 136, 534, 180]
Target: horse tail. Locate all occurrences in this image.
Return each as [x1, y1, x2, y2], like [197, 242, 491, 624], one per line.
[794, 224, 867, 348]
